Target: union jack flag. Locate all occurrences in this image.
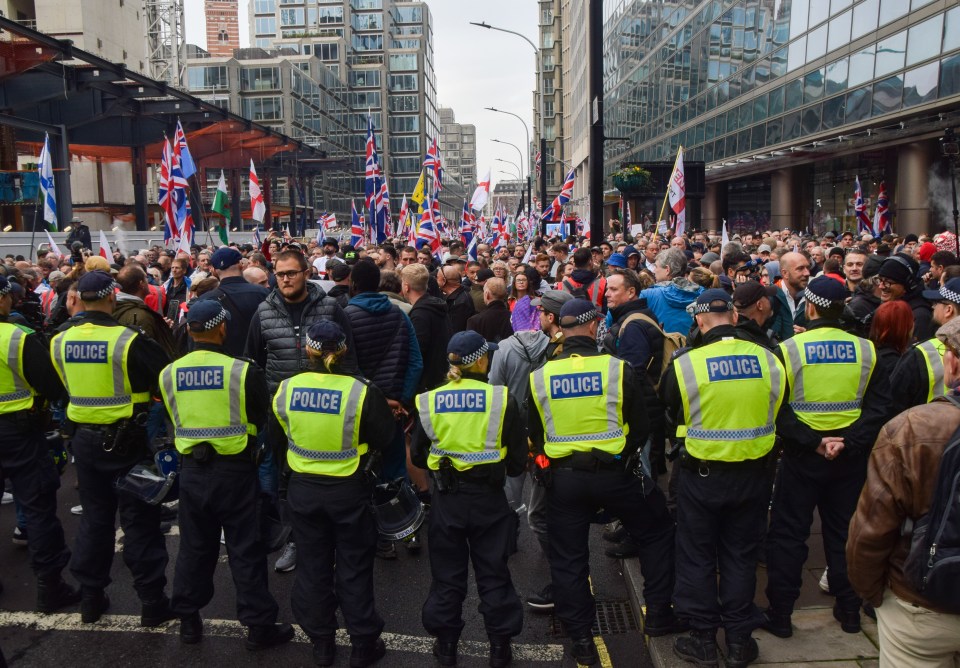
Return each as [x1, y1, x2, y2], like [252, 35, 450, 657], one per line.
[171, 134, 191, 233]
[174, 120, 197, 179]
[854, 177, 871, 235]
[350, 200, 365, 247]
[423, 137, 443, 192]
[417, 191, 442, 258]
[376, 180, 391, 243]
[158, 139, 178, 245]
[535, 151, 542, 179]
[364, 113, 381, 229]
[873, 181, 892, 237]
[460, 200, 476, 248]
[541, 169, 575, 223]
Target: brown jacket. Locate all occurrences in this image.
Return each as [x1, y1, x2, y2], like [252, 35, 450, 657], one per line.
[846, 396, 960, 613]
[114, 294, 179, 361]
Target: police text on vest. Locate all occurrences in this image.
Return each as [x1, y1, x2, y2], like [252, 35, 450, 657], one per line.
[550, 372, 603, 399]
[706, 355, 762, 382]
[176, 366, 224, 391]
[290, 388, 343, 414]
[804, 341, 857, 364]
[64, 342, 108, 363]
[434, 390, 486, 412]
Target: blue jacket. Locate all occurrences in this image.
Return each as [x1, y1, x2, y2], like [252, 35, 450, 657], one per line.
[639, 279, 703, 335]
[346, 292, 423, 402]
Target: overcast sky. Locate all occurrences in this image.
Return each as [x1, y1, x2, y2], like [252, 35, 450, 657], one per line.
[183, 0, 538, 193]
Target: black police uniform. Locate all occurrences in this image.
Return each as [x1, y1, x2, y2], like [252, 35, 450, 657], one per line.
[409, 372, 527, 653]
[166, 343, 280, 632]
[889, 343, 940, 414]
[61, 311, 172, 619]
[528, 335, 677, 647]
[198, 277, 269, 357]
[0, 315, 76, 609]
[764, 318, 894, 630]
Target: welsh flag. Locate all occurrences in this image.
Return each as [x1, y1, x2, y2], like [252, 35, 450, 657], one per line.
[212, 170, 231, 245]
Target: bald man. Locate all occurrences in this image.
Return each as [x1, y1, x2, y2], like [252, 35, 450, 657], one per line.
[438, 264, 475, 333]
[770, 252, 811, 341]
[243, 267, 269, 288]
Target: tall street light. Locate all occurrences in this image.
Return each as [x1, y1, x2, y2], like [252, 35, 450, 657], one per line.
[496, 159, 522, 182]
[487, 108, 532, 217]
[470, 21, 546, 227]
[492, 138, 527, 215]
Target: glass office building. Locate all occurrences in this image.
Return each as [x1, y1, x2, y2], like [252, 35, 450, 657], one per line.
[604, 0, 960, 236]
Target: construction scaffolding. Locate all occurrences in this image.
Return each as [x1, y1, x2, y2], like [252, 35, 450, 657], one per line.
[145, 0, 185, 88]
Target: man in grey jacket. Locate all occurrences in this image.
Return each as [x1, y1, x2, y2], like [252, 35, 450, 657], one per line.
[487, 289, 572, 613]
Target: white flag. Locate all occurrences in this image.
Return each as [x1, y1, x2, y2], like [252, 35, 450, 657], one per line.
[44, 230, 63, 258]
[249, 159, 266, 223]
[98, 229, 111, 260]
[721, 219, 729, 247]
[38, 133, 57, 229]
[668, 147, 686, 237]
[470, 169, 491, 212]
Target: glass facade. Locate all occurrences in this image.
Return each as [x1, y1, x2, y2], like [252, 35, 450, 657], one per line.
[604, 0, 960, 232]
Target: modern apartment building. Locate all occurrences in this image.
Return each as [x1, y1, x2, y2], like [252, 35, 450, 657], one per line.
[438, 106, 476, 207]
[205, 0, 240, 57]
[248, 0, 438, 208]
[604, 0, 960, 236]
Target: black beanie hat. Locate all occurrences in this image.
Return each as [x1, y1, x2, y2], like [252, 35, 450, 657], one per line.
[877, 253, 918, 286]
[351, 258, 381, 293]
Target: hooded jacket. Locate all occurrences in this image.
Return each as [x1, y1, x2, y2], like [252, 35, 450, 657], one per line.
[561, 268, 606, 311]
[488, 329, 551, 411]
[346, 292, 422, 402]
[113, 292, 179, 360]
[445, 284, 476, 333]
[409, 294, 452, 392]
[639, 277, 703, 335]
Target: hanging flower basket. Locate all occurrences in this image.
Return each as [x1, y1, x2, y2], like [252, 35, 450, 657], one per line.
[612, 165, 652, 193]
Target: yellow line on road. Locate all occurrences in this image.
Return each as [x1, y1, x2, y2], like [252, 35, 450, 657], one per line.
[586, 576, 614, 668]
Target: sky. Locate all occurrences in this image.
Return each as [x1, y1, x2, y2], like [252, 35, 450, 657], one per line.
[183, 0, 538, 193]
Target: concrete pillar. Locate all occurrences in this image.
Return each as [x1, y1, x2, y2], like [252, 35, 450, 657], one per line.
[703, 182, 721, 234]
[896, 140, 933, 237]
[770, 168, 795, 232]
[131, 146, 148, 231]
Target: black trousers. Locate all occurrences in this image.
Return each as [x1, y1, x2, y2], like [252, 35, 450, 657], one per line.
[171, 457, 278, 626]
[0, 418, 70, 579]
[674, 464, 769, 635]
[69, 428, 168, 601]
[287, 474, 383, 644]
[422, 480, 523, 643]
[547, 468, 675, 638]
[765, 450, 868, 615]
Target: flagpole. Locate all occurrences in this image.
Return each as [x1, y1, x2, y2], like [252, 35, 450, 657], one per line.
[655, 146, 683, 233]
[28, 187, 42, 261]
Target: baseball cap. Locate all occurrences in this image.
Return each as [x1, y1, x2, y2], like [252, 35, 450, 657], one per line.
[210, 247, 242, 271]
[531, 289, 574, 316]
[606, 253, 627, 268]
[732, 281, 776, 309]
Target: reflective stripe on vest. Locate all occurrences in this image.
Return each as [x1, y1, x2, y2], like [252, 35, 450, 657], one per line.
[780, 329, 875, 430]
[0, 324, 35, 412]
[917, 338, 947, 403]
[530, 355, 627, 458]
[415, 380, 507, 471]
[51, 325, 149, 423]
[273, 374, 368, 476]
[159, 351, 253, 455]
[674, 339, 785, 461]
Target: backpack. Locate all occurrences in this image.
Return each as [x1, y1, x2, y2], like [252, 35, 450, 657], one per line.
[902, 394, 960, 613]
[618, 312, 686, 390]
[563, 278, 603, 310]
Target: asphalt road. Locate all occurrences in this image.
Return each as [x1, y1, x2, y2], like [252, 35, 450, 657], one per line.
[0, 468, 654, 667]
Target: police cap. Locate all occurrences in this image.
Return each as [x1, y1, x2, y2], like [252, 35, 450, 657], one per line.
[186, 300, 231, 331]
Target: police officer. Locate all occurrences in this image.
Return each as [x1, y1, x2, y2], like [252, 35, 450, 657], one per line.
[158, 300, 293, 650]
[661, 289, 786, 667]
[411, 330, 526, 668]
[0, 275, 80, 613]
[529, 299, 681, 666]
[763, 276, 892, 637]
[889, 276, 960, 413]
[270, 320, 394, 667]
[49, 270, 173, 625]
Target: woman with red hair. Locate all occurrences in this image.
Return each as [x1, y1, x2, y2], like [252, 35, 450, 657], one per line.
[869, 300, 915, 357]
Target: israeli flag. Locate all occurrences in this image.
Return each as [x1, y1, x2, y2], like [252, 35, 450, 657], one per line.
[38, 133, 57, 230]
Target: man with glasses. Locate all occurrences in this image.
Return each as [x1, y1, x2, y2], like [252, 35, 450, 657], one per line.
[245, 250, 358, 573]
[876, 253, 935, 341]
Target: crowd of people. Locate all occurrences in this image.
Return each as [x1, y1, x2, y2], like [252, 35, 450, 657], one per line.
[0, 220, 958, 668]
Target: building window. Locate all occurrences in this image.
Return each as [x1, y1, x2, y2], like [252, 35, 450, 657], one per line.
[388, 94, 419, 112]
[389, 53, 417, 71]
[388, 74, 418, 91]
[393, 5, 421, 23]
[253, 0, 275, 13]
[241, 96, 283, 121]
[318, 5, 343, 24]
[187, 65, 228, 91]
[351, 12, 383, 31]
[254, 16, 276, 35]
[543, 77, 554, 94]
[314, 43, 339, 60]
[349, 70, 380, 87]
[240, 67, 281, 91]
[280, 8, 304, 26]
[349, 91, 381, 109]
[352, 34, 383, 51]
[389, 115, 419, 133]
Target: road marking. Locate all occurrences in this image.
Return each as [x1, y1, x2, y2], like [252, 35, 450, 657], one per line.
[0, 611, 566, 663]
[586, 576, 614, 668]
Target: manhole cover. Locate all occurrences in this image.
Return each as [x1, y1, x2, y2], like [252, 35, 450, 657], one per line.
[549, 599, 639, 637]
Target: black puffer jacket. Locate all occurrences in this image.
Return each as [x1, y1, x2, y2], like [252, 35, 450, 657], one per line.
[409, 295, 453, 392]
[245, 282, 358, 392]
[345, 292, 422, 401]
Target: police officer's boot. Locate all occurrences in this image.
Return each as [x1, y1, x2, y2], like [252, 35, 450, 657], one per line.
[36, 574, 81, 614]
[724, 633, 759, 668]
[433, 639, 457, 666]
[313, 635, 336, 666]
[349, 637, 385, 668]
[180, 612, 203, 644]
[245, 623, 295, 651]
[141, 594, 177, 627]
[80, 587, 110, 623]
[489, 636, 512, 667]
[644, 603, 689, 637]
[673, 629, 719, 668]
[569, 635, 599, 666]
[759, 608, 792, 638]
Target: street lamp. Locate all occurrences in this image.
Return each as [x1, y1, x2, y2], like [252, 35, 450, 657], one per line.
[487, 108, 532, 216]
[470, 21, 546, 224]
[493, 139, 527, 214]
[941, 127, 960, 256]
[495, 159, 522, 183]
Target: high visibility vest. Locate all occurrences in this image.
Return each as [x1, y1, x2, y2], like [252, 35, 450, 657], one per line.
[414, 378, 507, 472]
[530, 354, 627, 459]
[780, 327, 876, 431]
[916, 338, 947, 403]
[273, 372, 369, 477]
[675, 338, 785, 461]
[0, 323, 37, 414]
[50, 324, 149, 424]
[159, 350, 255, 455]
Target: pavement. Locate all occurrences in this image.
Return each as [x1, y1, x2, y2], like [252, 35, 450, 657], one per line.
[624, 512, 881, 668]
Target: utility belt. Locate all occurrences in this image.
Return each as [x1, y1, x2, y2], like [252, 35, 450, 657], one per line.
[0, 407, 41, 431]
[551, 448, 626, 473]
[182, 438, 260, 467]
[431, 457, 505, 493]
[74, 411, 149, 456]
[678, 448, 770, 476]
